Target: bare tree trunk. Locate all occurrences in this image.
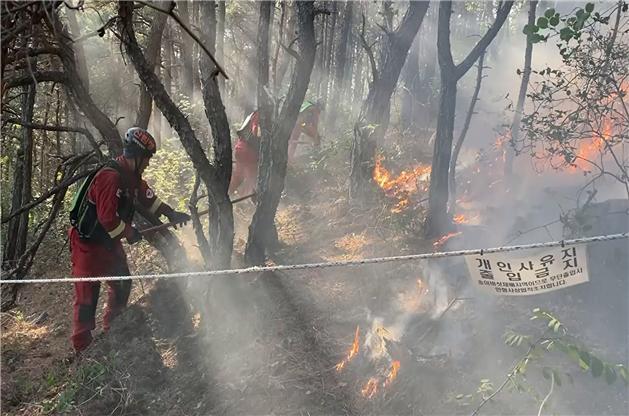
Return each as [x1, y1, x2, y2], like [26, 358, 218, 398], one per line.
[448, 50, 485, 207]
[349, 1, 429, 202]
[199, 0, 234, 269]
[245, 1, 317, 265]
[135, 9, 167, 129]
[424, 0, 513, 238]
[505, 0, 538, 178]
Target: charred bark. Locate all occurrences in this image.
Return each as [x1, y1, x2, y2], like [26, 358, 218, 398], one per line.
[424, 0, 513, 238]
[505, 0, 538, 178]
[245, 1, 317, 265]
[349, 1, 429, 202]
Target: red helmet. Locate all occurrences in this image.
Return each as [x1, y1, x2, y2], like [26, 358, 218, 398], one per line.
[123, 127, 156, 158]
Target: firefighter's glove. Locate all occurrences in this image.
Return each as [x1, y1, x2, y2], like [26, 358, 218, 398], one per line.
[166, 210, 191, 229]
[127, 227, 143, 245]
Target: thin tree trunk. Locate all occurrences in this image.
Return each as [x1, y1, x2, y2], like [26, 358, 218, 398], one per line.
[505, 0, 538, 177]
[424, 0, 513, 237]
[449, 50, 485, 207]
[245, 1, 317, 265]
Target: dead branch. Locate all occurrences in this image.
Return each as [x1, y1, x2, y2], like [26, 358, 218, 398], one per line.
[134, 0, 229, 80]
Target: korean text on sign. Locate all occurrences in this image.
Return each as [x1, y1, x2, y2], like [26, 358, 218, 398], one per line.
[465, 245, 589, 296]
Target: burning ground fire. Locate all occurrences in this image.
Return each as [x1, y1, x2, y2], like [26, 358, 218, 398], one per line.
[432, 231, 462, 249]
[335, 278, 433, 400]
[335, 324, 403, 399]
[335, 325, 360, 371]
[373, 155, 431, 213]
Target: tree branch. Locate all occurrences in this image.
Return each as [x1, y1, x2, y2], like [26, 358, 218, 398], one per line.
[455, 1, 514, 79]
[134, 0, 228, 80]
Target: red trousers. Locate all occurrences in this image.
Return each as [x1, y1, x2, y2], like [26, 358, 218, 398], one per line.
[69, 228, 132, 352]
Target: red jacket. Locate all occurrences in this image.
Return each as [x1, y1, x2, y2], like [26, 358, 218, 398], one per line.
[70, 156, 168, 277]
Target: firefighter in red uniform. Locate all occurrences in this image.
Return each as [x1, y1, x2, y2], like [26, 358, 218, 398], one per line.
[68, 127, 190, 352]
[229, 101, 322, 196]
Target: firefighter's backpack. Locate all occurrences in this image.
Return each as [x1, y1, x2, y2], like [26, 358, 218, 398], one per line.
[69, 161, 125, 242]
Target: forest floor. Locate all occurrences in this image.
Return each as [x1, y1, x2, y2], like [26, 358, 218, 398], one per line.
[2, 137, 628, 415]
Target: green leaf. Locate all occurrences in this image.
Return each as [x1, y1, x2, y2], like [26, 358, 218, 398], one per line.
[560, 27, 574, 41]
[550, 16, 560, 26]
[591, 356, 604, 378]
[537, 17, 549, 29]
[604, 365, 617, 384]
[544, 8, 556, 19]
[585, 3, 594, 13]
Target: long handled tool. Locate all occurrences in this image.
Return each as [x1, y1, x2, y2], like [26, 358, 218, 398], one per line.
[140, 192, 255, 235]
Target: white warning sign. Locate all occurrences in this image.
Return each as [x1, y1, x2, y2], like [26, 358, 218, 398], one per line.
[465, 245, 589, 296]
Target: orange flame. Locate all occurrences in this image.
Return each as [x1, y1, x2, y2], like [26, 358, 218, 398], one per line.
[384, 360, 401, 388]
[373, 155, 431, 213]
[433, 231, 462, 248]
[571, 120, 611, 171]
[335, 325, 360, 372]
[361, 377, 379, 399]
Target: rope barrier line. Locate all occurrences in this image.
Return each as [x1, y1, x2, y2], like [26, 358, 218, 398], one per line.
[1, 233, 627, 285]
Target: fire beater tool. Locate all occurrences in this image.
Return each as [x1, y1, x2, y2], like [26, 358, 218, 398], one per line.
[140, 192, 255, 235]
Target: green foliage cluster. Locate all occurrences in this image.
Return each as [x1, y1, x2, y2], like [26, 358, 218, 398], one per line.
[144, 137, 195, 212]
[505, 307, 628, 388]
[518, 2, 628, 179]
